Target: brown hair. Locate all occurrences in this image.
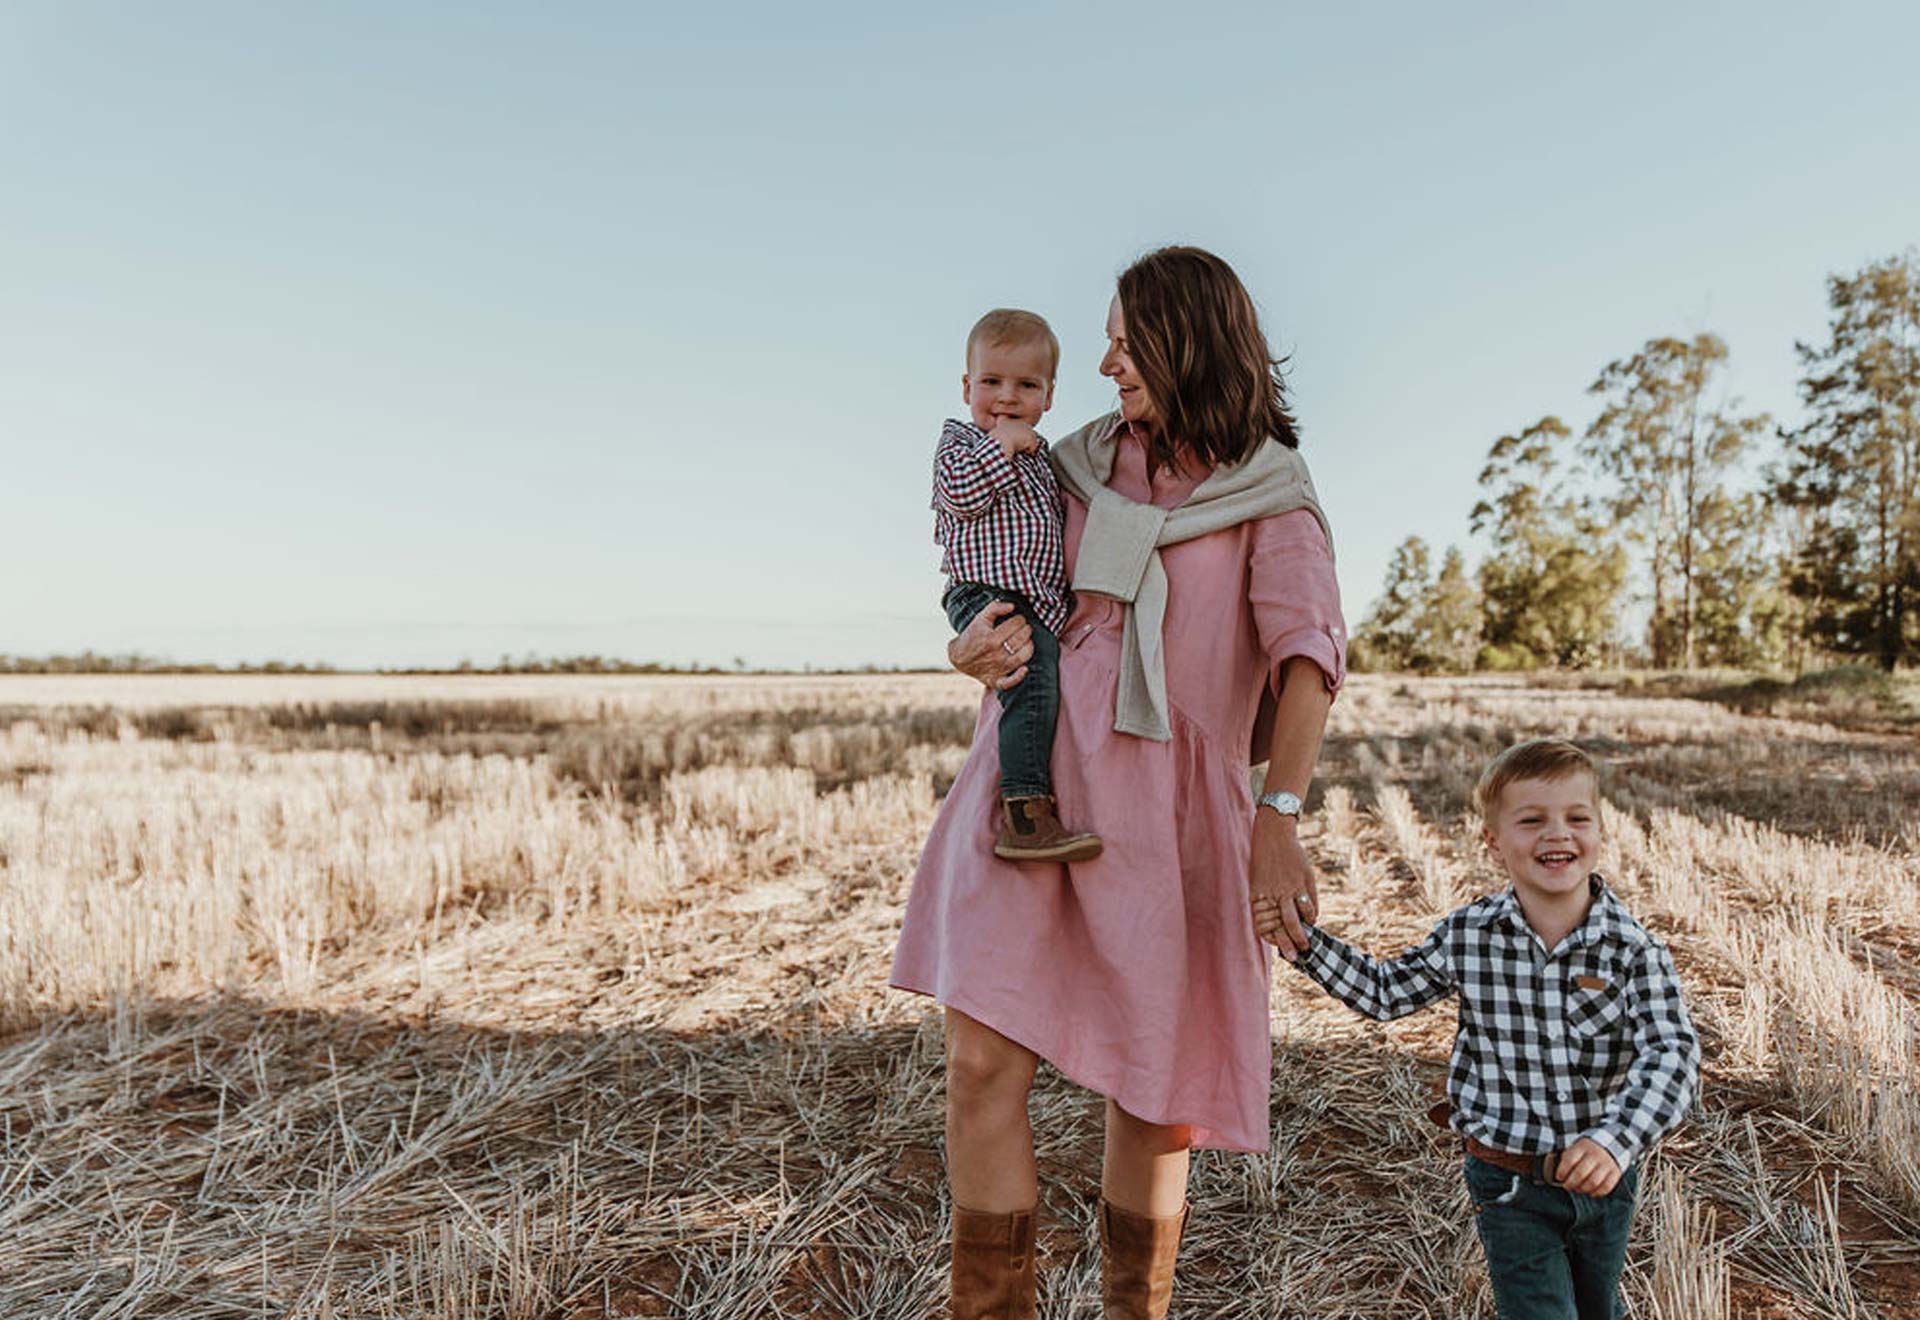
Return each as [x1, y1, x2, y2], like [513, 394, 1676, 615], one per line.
[965, 308, 1059, 378]
[1474, 738, 1599, 823]
[1115, 245, 1300, 471]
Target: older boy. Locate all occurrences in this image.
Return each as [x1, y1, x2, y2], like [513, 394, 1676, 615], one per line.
[1257, 738, 1698, 1320]
[933, 308, 1100, 864]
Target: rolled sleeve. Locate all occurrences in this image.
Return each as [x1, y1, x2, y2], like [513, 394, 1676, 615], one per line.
[1249, 509, 1347, 696]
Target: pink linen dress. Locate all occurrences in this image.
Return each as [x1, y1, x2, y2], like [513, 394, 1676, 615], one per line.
[889, 422, 1348, 1152]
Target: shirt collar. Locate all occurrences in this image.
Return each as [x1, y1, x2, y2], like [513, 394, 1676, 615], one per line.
[1474, 875, 1648, 953]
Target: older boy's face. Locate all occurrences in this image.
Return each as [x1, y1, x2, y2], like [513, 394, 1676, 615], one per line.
[1482, 774, 1602, 903]
[963, 339, 1054, 431]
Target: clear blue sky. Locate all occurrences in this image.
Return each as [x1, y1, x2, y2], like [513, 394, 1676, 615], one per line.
[5, 2, 1916, 669]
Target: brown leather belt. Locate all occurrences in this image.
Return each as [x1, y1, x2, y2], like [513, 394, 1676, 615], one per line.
[1430, 1101, 1564, 1186]
[1464, 1137, 1562, 1186]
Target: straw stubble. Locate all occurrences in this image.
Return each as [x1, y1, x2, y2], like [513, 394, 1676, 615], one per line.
[1, 674, 1917, 1316]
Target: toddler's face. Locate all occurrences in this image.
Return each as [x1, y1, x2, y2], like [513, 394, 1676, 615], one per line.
[1482, 773, 1602, 902]
[963, 339, 1054, 431]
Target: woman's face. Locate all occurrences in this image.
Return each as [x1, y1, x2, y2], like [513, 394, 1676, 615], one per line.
[1101, 296, 1160, 429]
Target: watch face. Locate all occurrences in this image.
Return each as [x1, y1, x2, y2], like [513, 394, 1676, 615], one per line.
[1263, 791, 1302, 816]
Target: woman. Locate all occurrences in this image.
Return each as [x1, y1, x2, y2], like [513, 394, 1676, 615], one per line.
[890, 246, 1346, 1319]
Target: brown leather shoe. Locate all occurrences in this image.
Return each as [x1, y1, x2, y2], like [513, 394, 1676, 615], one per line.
[1098, 1199, 1187, 1319]
[951, 1204, 1037, 1320]
[994, 796, 1103, 862]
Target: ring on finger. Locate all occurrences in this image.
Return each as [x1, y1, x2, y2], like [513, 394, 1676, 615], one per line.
[1001, 640, 1017, 656]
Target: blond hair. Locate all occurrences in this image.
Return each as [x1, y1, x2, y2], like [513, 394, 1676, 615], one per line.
[1474, 738, 1598, 823]
[965, 308, 1059, 378]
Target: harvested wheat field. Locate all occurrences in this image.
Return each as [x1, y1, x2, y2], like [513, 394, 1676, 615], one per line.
[2, 672, 1918, 1318]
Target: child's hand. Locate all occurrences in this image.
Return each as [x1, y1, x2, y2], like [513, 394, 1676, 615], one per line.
[1251, 891, 1316, 954]
[1554, 1138, 1621, 1196]
[991, 419, 1040, 459]
[1251, 895, 1281, 942]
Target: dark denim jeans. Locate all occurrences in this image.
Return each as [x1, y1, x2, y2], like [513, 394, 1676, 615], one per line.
[943, 583, 1059, 800]
[1464, 1155, 1641, 1320]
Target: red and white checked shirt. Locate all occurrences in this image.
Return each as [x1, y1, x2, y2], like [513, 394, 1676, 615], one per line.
[931, 418, 1071, 632]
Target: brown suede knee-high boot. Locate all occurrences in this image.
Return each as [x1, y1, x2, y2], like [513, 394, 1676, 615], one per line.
[1099, 1199, 1187, 1319]
[951, 1204, 1037, 1320]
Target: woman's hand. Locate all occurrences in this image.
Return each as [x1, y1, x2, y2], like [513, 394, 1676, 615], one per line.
[949, 600, 1034, 690]
[1248, 809, 1318, 962]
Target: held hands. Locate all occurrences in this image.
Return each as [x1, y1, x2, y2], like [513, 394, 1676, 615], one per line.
[1554, 1139, 1623, 1196]
[948, 599, 1033, 691]
[990, 418, 1040, 460]
[1248, 809, 1318, 963]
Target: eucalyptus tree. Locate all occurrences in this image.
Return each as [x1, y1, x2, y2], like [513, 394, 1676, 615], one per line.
[1421, 546, 1483, 673]
[1773, 251, 1920, 671]
[1471, 417, 1627, 668]
[1355, 536, 1433, 672]
[1582, 335, 1769, 669]
[1689, 490, 1798, 668]
[1355, 538, 1482, 673]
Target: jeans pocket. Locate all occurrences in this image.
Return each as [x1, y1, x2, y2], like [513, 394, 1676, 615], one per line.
[1464, 1158, 1523, 1208]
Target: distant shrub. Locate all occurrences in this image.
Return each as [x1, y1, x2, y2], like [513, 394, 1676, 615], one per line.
[1791, 664, 1893, 700]
[1699, 665, 1899, 721]
[1476, 643, 1539, 672]
[263, 700, 561, 738]
[0, 705, 122, 738]
[133, 707, 219, 741]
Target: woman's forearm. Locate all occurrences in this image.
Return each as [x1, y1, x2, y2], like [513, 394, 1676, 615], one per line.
[1259, 656, 1334, 799]
[1249, 655, 1336, 956]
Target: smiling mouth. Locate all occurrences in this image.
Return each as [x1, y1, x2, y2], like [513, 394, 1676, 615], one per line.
[1535, 851, 1578, 866]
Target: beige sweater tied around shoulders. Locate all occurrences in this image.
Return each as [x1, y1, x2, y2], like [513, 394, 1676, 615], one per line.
[1048, 411, 1333, 742]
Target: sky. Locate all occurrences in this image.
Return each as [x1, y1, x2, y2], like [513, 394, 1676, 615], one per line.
[4, 1, 1917, 670]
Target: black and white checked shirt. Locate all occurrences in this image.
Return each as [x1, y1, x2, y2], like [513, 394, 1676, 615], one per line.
[931, 419, 1070, 632]
[1295, 875, 1699, 1171]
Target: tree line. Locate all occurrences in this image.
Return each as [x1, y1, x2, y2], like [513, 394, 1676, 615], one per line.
[1352, 249, 1920, 674]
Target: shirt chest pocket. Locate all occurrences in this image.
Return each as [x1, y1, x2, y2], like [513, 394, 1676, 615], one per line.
[1563, 971, 1629, 1040]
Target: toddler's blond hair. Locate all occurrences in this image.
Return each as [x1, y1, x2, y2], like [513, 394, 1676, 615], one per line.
[966, 308, 1059, 377]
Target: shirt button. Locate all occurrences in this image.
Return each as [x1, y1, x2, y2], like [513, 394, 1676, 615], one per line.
[1556, 1090, 1571, 1102]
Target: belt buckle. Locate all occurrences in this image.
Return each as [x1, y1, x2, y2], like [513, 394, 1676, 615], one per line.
[1537, 1151, 1562, 1187]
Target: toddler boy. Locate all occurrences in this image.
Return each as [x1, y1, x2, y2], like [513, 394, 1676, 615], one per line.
[933, 308, 1100, 863]
[1258, 738, 1698, 1319]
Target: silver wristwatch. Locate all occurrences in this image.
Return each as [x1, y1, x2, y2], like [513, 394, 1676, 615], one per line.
[1257, 789, 1303, 819]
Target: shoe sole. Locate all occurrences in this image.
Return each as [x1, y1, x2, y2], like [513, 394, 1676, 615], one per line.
[993, 838, 1104, 863]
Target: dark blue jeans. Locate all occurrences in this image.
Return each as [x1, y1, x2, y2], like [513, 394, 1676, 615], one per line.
[1463, 1155, 1641, 1320]
[943, 583, 1059, 800]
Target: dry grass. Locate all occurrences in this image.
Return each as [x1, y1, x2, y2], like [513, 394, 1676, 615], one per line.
[2, 672, 1918, 1317]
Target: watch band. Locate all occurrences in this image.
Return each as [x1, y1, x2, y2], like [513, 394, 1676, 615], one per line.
[1258, 789, 1303, 818]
